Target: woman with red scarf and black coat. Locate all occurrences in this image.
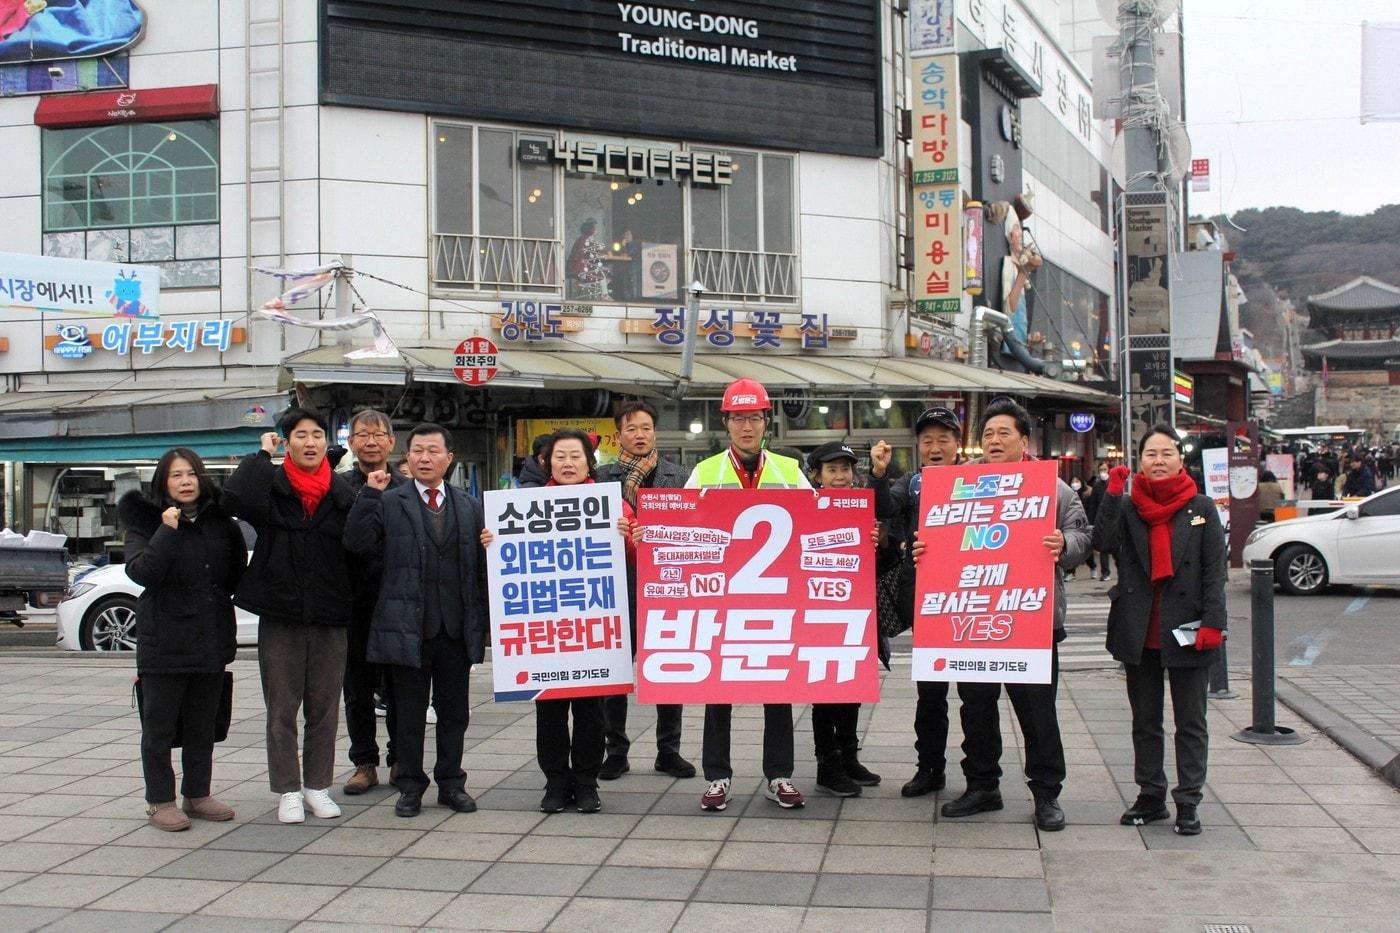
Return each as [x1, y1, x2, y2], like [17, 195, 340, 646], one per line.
[1092, 423, 1227, 837]
[222, 408, 357, 825]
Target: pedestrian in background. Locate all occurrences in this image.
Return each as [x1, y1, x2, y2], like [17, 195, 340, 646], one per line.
[340, 410, 405, 796]
[595, 400, 695, 781]
[1086, 462, 1115, 581]
[121, 448, 246, 831]
[484, 428, 633, 814]
[223, 408, 356, 824]
[345, 423, 487, 818]
[1093, 424, 1226, 836]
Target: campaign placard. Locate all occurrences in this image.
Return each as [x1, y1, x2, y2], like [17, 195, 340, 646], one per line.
[484, 483, 633, 701]
[912, 460, 1059, 684]
[634, 488, 879, 705]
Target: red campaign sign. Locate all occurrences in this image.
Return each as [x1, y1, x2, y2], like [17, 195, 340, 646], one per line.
[452, 336, 498, 385]
[912, 460, 1059, 684]
[634, 488, 880, 705]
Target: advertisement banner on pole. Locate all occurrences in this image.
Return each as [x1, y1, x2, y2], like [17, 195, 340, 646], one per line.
[911, 460, 1059, 684]
[634, 488, 879, 705]
[1201, 447, 1231, 532]
[484, 483, 633, 701]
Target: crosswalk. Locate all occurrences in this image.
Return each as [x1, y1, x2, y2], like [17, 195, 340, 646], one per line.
[1060, 600, 1115, 670]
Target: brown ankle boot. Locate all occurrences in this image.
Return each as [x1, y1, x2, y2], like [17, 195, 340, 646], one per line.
[343, 764, 379, 795]
[182, 795, 235, 821]
[148, 801, 191, 832]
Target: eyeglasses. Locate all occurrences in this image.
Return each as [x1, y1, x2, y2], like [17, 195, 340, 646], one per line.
[351, 432, 391, 441]
[726, 414, 767, 426]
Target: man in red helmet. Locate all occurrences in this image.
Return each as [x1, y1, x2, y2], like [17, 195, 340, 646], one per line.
[685, 378, 810, 812]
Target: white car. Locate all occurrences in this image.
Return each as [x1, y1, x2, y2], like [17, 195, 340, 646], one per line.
[1242, 485, 1400, 595]
[56, 563, 259, 651]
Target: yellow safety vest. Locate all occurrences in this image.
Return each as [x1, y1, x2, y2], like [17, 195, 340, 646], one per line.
[685, 450, 811, 490]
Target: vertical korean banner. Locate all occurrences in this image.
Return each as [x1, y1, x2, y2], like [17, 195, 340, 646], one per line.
[484, 483, 633, 701]
[911, 52, 962, 316]
[1201, 448, 1231, 531]
[912, 461, 1059, 684]
[634, 489, 879, 705]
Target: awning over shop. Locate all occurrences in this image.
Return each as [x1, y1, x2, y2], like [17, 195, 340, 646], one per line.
[0, 386, 284, 442]
[281, 347, 1117, 405]
[0, 428, 268, 463]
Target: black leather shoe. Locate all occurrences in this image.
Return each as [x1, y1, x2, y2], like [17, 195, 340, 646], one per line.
[843, 755, 882, 787]
[437, 788, 478, 813]
[394, 791, 422, 818]
[574, 785, 602, 813]
[1034, 796, 1066, 832]
[1174, 803, 1201, 836]
[1120, 795, 1170, 826]
[900, 768, 946, 798]
[598, 755, 630, 781]
[540, 787, 571, 814]
[654, 753, 697, 778]
[940, 788, 1003, 818]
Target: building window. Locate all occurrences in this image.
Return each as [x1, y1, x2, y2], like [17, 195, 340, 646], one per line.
[691, 151, 797, 303]
[432, 122, 558, 293]
[564, 169, 685, 303]
[41, 120, 220, 287]
[1035, 262, 1112, 380]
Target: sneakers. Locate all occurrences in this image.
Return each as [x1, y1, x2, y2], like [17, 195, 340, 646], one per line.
[147, 802, 190, 832]
[598, 755, 630, 781]
[343, 764, 379, 796]
[700, 778, 732, 812]
[182, 796, 235, 822]
[940, 788, 1003, 818]
[900, 768, 946, 798]
[765, 778, 806, 809]
[302, 787, 342, 819]
[815, 755, 861, 798]
[1120, 794, 1170, 826]
[843, 753, 882, 787]
[540, 786, 572, 814]
[277, 791, 305, 824]
[426, 705, 438, 725]
[1175, 803, 1201, 836]
[574, 785, 602, 813]
[1034, 795, 1066, 832]
[1100, 572, 1111, 581]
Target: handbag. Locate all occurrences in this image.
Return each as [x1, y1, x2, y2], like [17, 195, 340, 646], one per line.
[133, 671, 233, 747]
[876, 560, 912, 638]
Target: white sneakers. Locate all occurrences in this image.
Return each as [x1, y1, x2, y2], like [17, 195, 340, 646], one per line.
[302, 787, 342, 819]
[278, 788, 342, 823]
[277, 791, 305, 824]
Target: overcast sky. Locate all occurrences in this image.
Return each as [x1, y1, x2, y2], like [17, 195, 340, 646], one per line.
[1183, 0, 1400, 217]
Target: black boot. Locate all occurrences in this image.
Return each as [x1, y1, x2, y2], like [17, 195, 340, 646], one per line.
[815, 754, 861, 797]
[900, 768, 945, 798]
[842, 748, 881, 787]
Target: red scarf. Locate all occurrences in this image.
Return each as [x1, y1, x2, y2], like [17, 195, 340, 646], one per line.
[284, 457, 331, 518]
[1129, 470, 1197, 583]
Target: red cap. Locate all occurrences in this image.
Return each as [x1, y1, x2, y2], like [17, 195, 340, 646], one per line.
[721, 378, 771, 412]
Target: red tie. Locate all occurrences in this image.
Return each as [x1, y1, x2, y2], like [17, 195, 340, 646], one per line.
[427, 487, 439, 510]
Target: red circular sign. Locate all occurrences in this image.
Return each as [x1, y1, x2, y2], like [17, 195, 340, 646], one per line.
[918, 332, 933, 356]
[452, 337, 499, 385]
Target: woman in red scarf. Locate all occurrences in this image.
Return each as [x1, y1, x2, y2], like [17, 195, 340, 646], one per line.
[1092, 423, 1227, 837]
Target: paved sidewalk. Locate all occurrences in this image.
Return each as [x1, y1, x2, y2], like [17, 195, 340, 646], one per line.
[1279, 665, 1400, 787]
[2, 657, 1400, 932]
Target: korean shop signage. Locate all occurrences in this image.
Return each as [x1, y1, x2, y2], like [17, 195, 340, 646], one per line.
[47, 319, 234, 357]
[553, 140, 733, 186]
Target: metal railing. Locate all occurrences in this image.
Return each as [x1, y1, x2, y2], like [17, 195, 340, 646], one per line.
[432, 234, 561, 293]
[691, 248, 798, 303]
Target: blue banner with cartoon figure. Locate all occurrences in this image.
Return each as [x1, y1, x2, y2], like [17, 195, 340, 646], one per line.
[0, 0, 145, 65]
[0, 251, 159, 318]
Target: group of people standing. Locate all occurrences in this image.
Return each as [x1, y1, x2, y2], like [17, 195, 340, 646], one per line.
[127, 378, 1227, 838]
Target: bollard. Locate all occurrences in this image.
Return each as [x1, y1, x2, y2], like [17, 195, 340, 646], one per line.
[1234, 559, 1306, 745]
[1206, 638, 1237, 700]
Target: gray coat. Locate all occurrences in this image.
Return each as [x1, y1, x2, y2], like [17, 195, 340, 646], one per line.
[596, 455, 688, 491]
[342, 482, 489, 668]
[1091, 490, 1227, 667]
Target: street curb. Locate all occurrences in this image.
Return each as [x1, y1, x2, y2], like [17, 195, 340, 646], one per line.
[1276, 679, 1400, 789]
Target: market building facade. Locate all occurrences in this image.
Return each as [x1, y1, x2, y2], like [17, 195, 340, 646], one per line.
[0, 0, 1120, 555]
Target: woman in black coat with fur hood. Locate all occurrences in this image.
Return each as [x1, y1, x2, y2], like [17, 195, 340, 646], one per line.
[119, 447, 247, 832]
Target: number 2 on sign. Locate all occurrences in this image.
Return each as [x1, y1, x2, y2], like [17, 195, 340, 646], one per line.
[729, 505, 791, 594]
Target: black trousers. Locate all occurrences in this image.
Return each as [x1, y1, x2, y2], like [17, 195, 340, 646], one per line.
[702, 704, 793, 782]
[536, 696, 605, 790]
[957, 645, 1066, 799]
[913, 680, 951, 773]
[811, 703, 860, 758]
[139, 670, 225, 804]
[1125, 649, 1209, 806]
[602, 695, 683, 759]
[344, 615, 396, 768]
[390, 634, 472, 794]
